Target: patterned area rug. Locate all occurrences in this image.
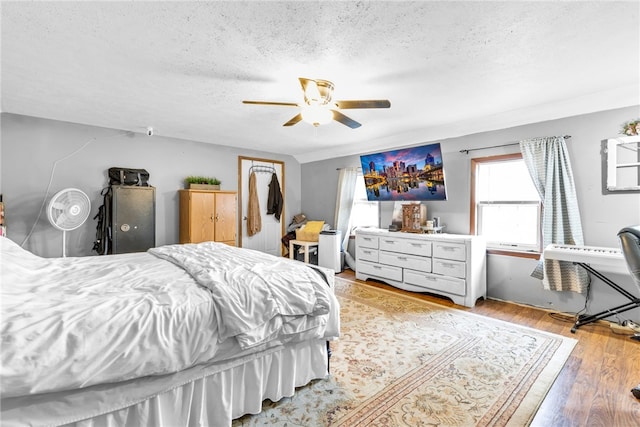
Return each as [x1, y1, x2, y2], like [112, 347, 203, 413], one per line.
[234, 278, 576, 426]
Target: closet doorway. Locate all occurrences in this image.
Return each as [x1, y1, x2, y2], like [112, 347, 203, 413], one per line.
[238, 156, 285, 256]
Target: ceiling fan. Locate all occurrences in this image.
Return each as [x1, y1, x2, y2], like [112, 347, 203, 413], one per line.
[242, 77, 390, 128]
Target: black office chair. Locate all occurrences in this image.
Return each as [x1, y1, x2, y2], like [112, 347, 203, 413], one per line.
[617, 225, 640, 400]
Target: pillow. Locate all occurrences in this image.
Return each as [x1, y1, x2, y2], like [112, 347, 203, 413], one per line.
[295, 220, 325, 242]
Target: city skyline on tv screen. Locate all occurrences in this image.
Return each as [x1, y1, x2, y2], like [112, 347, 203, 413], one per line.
[359, 142, 447, 201]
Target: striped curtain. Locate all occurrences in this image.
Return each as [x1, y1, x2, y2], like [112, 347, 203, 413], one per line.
[519, 136, 590, 293]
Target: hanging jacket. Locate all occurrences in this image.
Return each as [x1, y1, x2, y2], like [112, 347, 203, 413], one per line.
[247, 171, 261, 236]
[267, 172, 283, 221]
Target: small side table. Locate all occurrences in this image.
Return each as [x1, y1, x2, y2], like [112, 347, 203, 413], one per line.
[289, 239, 319, 264]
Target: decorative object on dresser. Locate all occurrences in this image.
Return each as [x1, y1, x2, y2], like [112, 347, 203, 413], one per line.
[355, 228, 486, 307]
[401, 203, 426, 233]
[185, 175, 221, 191]
[179, 189, 237, 246]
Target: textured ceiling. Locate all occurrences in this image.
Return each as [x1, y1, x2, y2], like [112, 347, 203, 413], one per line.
[1, 1, 639, 163]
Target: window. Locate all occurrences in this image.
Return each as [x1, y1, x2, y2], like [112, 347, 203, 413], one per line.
[350, 171, 379, 232]
[471, 153, 541, 256]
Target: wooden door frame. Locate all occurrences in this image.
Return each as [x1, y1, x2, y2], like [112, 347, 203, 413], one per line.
[237, 156, 286, 250]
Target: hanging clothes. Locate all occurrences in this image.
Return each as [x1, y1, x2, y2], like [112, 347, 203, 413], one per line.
[266, 172, 283, 221]
[247, 171, 262, 236]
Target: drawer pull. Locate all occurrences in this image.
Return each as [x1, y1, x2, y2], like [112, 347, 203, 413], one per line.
[441, 246, 457, 251]
[397, 256, 407, 261]
[383, 240, 397, 244]
[373, 265, 382, 269]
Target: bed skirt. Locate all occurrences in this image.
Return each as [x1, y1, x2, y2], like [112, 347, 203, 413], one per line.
[2, 340, 329, 427]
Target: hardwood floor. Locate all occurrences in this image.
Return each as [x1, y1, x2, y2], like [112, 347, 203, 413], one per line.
[337, 270, 640, 427]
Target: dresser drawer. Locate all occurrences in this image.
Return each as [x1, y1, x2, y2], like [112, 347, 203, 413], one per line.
[404, 270, 466, 297]
[358, 260, 403, 282]
[402, 239, 432, 257]
[356, 234, 379, 249]
[379, 251, 431, 273]
[433, 241, 466, 261]
[357, 246, 379, 263]
[379, 236, 404, 252]
[432, 258, 466, 279]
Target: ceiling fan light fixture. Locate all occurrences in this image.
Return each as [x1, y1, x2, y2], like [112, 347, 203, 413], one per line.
[301, 105, 333, 127]
[303, 79, 334, 106]
[304, 80, 322, 104]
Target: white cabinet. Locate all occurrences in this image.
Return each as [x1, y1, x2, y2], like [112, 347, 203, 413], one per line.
[355, 229, 486, 307]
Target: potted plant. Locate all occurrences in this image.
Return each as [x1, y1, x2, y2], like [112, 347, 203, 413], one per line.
[185, 176, 221, 190]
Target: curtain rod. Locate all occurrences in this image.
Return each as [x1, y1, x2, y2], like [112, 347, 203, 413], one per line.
[460, 135, 572, 155]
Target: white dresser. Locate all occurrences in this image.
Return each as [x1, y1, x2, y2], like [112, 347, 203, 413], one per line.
[355, 228, 487, 307]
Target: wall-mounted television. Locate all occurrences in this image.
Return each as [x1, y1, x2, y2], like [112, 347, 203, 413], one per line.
[359, 142, 447, 201]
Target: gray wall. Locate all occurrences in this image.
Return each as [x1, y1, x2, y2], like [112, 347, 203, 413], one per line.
[3, 108, 640, 322]
[302, 106, 640, 322]
[0, 113, 302, 257]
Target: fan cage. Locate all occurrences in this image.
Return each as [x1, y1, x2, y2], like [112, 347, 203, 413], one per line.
[47, 188, 91, 231]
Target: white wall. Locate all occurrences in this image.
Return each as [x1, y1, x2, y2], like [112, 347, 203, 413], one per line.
[0, 113, 302, 257]
[302, 106, 640, 322]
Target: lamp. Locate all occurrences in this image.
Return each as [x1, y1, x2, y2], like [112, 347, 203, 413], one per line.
[301, 105, 333, 127]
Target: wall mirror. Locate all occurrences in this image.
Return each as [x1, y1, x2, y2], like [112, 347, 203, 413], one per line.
[603, 136, 640, 192]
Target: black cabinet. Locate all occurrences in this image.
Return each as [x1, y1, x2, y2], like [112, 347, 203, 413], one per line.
[112, 186, 155, 254]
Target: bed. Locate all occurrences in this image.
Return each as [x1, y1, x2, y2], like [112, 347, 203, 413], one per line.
[0, 236, 340, 426]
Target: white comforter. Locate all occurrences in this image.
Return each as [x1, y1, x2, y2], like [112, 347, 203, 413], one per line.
[0, 238, 339, 398]
[149, 242, 334, 349]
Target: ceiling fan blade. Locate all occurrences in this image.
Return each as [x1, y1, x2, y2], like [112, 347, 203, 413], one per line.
[242, 100, 299, 107]
[283, 113, 303, 127]
[332, 110, 361, 129]
[334, 100, 391, 109]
